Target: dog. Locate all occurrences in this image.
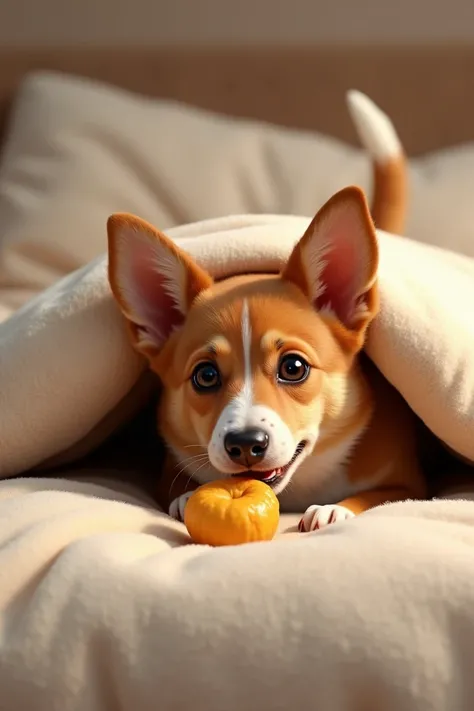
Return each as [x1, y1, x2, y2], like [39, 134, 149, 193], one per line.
[107, 92, 425, 532]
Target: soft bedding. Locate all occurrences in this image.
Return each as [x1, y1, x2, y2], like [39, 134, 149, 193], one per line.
[0, 214, 473, 710]
[3, 69, 474, 307]
[2, 480, 474, 711]
[1, 214, 474, 477]
[0, 72, 474, 711]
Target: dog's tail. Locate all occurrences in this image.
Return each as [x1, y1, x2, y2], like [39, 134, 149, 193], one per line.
[347, 90, 406, 235]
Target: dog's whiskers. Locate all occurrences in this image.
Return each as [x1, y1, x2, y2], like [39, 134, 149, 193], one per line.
[184, 472, 195, 493]
[168, 453, 211, 498]
[181, 457, 213, 495]
[171, 457, 207, 482]
[172, 453, 209, 470]
[188, 459, 211, 481]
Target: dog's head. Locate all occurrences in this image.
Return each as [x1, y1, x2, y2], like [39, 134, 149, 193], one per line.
[108, 187, 379, 494]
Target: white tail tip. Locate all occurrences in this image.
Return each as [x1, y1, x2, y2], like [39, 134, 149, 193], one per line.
[346, 90, 402, 163]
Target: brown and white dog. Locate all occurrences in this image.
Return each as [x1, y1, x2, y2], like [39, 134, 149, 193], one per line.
[107, 92, 425, 532]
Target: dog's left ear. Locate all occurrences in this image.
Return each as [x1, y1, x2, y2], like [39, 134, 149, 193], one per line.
[107, 213, 213, 358]
[281, 186, 379, 340]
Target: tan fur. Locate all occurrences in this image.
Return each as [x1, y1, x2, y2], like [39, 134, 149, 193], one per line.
[155, 276, 335, 446]
[151, 271, 424, 514]
[371, 156, 406, 235]
[108, 171, 424, 525]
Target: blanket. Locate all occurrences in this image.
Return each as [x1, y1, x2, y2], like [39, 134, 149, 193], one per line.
[1, 214, 474, 710]
[1, 480, 474, 711]
[1, 214, 474, 476]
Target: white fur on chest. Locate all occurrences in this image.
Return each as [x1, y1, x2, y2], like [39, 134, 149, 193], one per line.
[278, 433, 366, 512]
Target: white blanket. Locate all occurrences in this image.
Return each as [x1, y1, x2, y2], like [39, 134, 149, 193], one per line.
[1, 214, 474, 476]
[1, 72, 474, 710]
[1, 214, 474, 710]
[2, 477, 474, 711]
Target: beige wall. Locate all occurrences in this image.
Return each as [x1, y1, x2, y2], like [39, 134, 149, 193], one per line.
[1, 0, 474, 46]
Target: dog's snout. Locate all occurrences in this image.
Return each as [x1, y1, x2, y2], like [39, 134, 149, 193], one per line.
[224, 427, 269, 466]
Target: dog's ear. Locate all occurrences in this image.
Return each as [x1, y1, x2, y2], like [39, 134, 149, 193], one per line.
[281, 186, 379, 339]
[107, 213, 213, 358]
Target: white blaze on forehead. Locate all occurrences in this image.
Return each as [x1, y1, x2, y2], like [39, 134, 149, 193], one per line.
[241, 299, 253, 409]
[207, 298, 301, 475]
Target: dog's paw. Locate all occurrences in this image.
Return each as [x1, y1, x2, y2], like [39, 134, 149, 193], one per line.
[169, 492, 194, 522]
[298, 504, 355, 532]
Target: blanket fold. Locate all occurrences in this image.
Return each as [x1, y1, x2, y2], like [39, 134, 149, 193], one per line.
[0, 214, 473, 477]
[1, 213, 474, 711]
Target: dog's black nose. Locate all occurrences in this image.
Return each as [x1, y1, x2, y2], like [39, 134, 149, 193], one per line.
[224, 428, 269, 466]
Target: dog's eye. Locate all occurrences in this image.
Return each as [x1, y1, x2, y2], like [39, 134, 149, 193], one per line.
[277, 354, 310, 384]
[192, 362, 221, 392]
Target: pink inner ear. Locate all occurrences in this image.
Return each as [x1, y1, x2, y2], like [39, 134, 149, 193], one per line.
[315, 237, 361, 324]
[309, 203, 373, 327]
[118, 230, 185, 348]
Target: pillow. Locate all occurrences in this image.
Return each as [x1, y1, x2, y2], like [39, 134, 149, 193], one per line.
[0, 71, 368, 294]
[1, 70, 474, 304]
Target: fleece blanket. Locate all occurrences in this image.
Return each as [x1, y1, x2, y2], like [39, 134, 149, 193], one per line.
[1, 214, 474, 475]
[1, 214, 474, 710]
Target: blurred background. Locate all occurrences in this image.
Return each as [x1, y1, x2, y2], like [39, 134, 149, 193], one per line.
[4, 0, 474, 46]
[2, 0, 474, 153]
[1, 0, 474, 324]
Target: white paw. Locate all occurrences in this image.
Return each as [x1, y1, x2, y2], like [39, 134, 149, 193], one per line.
[298, 504, 355, 532]
[169, 492, 194, 522]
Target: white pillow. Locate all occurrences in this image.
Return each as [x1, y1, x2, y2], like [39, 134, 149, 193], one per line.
[1, 70, 474, 301]
[0, 71, 368, 293]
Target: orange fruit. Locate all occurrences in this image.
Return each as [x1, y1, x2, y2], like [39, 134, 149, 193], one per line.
[184, 477, 280, 546]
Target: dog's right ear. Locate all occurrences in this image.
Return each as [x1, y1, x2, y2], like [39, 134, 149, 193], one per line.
[281, 186, 379, 346]
[107, 214, 213, 358]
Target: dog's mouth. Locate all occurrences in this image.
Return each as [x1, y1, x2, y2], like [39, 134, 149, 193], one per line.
[233, 440, 307, 487]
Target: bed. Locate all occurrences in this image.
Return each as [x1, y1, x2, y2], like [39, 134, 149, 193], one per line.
[1, 44, 474, 711]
